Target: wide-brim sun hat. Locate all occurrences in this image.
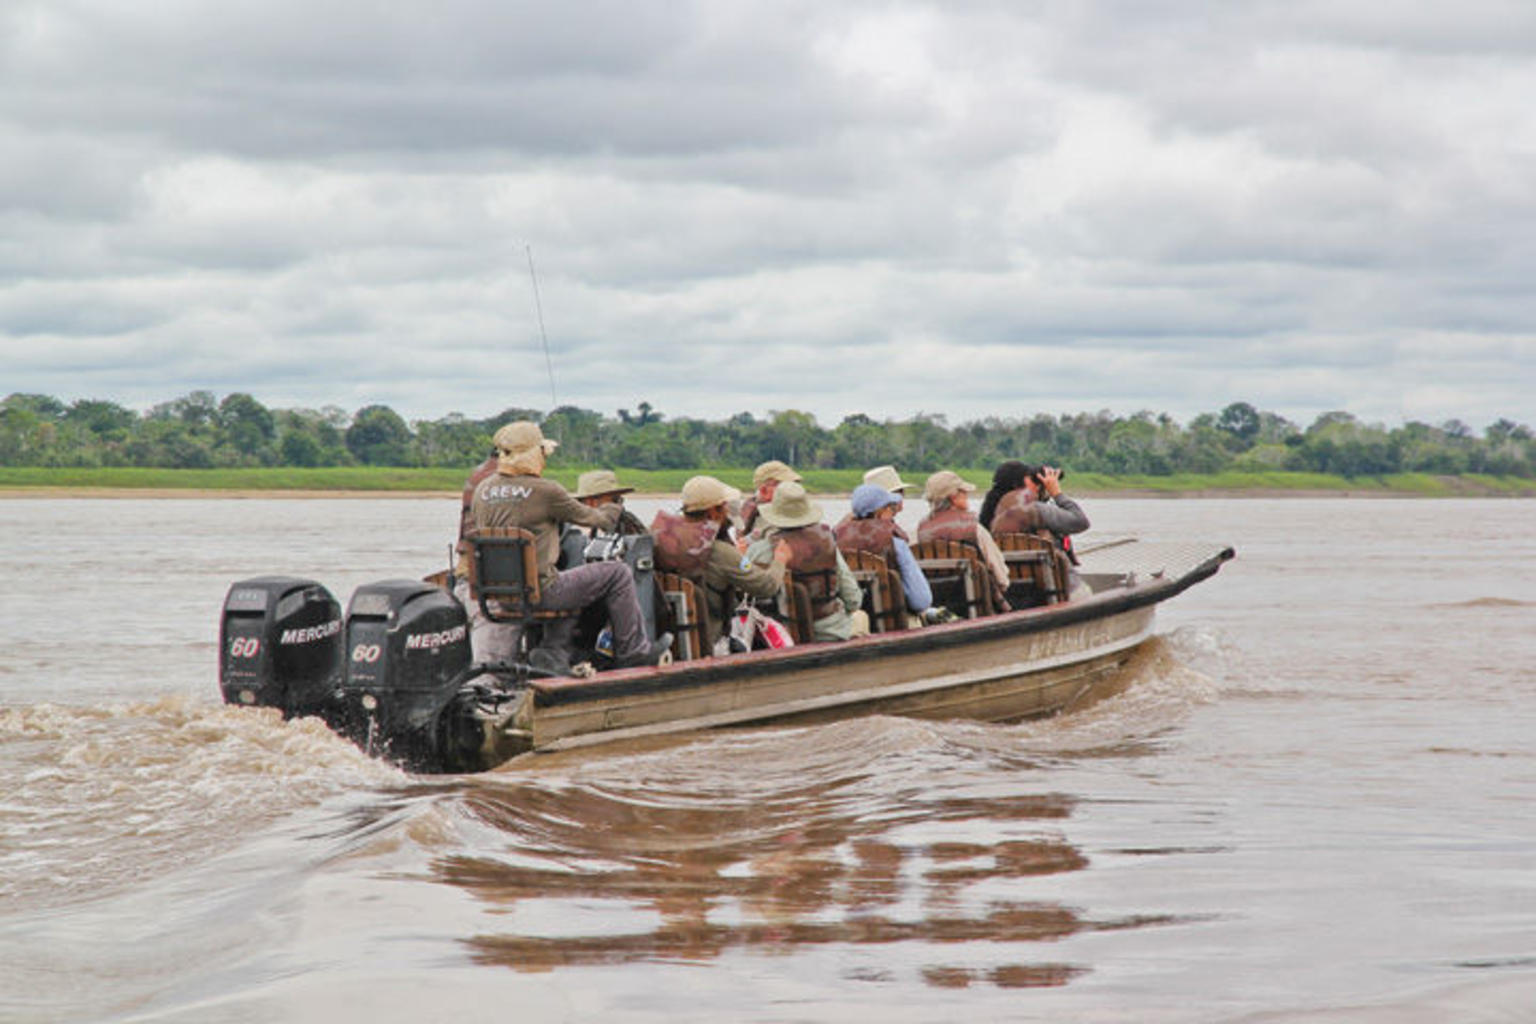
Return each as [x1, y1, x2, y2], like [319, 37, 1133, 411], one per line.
[681, 475, 741, 513]
[863, 465, 914, 493]
[752, 459, 802, 489]
[494, 420, 558, 456]
[573, 469, 634, 500]
[924, 470, 976, 504]
[758, 481, 822, 529]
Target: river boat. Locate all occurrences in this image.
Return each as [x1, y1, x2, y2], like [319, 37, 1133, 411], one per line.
[218, 539, 1233, 773]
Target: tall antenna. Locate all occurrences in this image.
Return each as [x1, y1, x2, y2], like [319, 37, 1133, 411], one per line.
[526, 244, 558, 409]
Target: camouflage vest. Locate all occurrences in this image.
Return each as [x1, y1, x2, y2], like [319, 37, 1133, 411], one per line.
[650, 510, 721, 578]
[778, 523, 842, 618]
[834, 516, 899, 562]
[917, 505, 979, 546]
[457, 455, 500, 548]
[989, 488, 1045, 536]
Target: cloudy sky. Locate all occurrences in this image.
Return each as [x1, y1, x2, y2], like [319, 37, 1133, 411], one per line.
[4, 1, 1535, 431]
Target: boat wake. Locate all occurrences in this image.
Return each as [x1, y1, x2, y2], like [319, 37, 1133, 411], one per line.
[0, 697, 401, 910]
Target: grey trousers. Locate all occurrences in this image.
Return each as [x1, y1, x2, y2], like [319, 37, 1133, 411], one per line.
[454, 578, 523, 666]
[539, 561, 649, 660]
[455, 562, 648, 664]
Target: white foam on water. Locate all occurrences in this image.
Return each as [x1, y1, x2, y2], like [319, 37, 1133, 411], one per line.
[0, 697, 404, 910]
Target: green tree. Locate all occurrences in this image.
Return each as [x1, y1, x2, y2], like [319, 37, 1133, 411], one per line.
[346, 405, 415, 465]
[414, 414, 490, 467]
[217, 393, 276, 462]
[64, 399, 136, 442]
[764, 410, 822, 467]
[276, 408, 351, 466]
[1216, 401, 1261, 451]
[542, 406, 606, 463]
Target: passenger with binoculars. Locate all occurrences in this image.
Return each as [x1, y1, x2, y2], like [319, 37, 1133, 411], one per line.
[979, 461, 1091, 599]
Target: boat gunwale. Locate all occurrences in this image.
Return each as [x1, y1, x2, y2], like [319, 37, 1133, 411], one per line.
[530, 546, 1234, 709]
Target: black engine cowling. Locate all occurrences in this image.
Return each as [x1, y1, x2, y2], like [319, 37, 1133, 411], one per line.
[219, 576, 343, 715]
[327, 579, 474, 770]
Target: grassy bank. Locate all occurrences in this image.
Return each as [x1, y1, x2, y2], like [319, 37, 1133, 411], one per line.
[3, 466, 1535, 497]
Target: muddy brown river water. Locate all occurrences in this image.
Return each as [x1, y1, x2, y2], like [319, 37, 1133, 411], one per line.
[2, 496, 1533, 1023]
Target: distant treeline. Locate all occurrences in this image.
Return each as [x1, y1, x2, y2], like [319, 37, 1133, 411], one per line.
[3, 391, 1533, 480]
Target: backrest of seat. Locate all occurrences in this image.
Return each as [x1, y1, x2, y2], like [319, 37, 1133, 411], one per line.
[655, 571, 709, 660]
[779, 572, 816, 644]
[910, 538, 995, 619]
[843, 549, 908, 633]
[468, 526, 541, 618]
[993, 532, 1069, 604]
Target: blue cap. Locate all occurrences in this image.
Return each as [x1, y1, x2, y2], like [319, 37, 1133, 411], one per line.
[851, 483, 902, 518]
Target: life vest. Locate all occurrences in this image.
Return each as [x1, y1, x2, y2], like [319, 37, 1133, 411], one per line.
[456, 455, 500, 549]
[989, 488, 1079, 565]
[990, 488, 1044, 536]
[834, 516, 899, 561]
[649, 510, 720, 578]
[777, 523, 842, 619]
[917, 505, 980, 547]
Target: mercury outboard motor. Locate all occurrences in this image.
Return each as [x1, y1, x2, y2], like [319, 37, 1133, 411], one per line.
[328, 579, 475, 770]
[219, 576, 343, 715]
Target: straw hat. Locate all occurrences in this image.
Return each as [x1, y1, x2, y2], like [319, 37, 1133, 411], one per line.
[924, 470, 976, 503]
[863, 465, 915, 493]
[573, 469, 634, 500]
[758, 481, 822, 528]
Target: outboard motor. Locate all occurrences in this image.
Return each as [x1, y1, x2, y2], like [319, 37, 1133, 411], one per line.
[219, 576, 343, 715]
[329, 579, 474, 770]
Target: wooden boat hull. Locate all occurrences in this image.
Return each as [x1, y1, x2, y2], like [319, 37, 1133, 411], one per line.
[507, 544, 1233, 757]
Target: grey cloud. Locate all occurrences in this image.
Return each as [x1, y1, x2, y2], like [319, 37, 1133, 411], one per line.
[3, 1, 881, 160]
[2, 0, 1533, 430]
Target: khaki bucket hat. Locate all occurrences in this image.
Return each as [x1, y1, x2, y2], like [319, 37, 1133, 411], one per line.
[863, 464, 915, 493]
[758, 481, 823, 529]
[752, 459, 802, 489]
[573, 469, 634, 500]
[681, 475, 741, 513]
[924, 470, 976, 504]
[493, 421, 558, 456]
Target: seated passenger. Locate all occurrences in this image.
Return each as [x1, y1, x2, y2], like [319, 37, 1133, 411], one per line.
[740, 460, 801, 538]
[979, 460, 1092, 598]
[746, 482, 869, 642]
[834, 464, 918, 533]
[916, 470, 1010, 610]
[863, 464, 917, 500]
[835, 483, 933, 619]
[572, 469, 648, 535]
[651, 475, 790, 652]
[458, 421, 671, 671]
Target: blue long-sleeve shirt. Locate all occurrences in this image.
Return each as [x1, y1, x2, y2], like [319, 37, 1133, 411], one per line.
[889, 535, 932, 613]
